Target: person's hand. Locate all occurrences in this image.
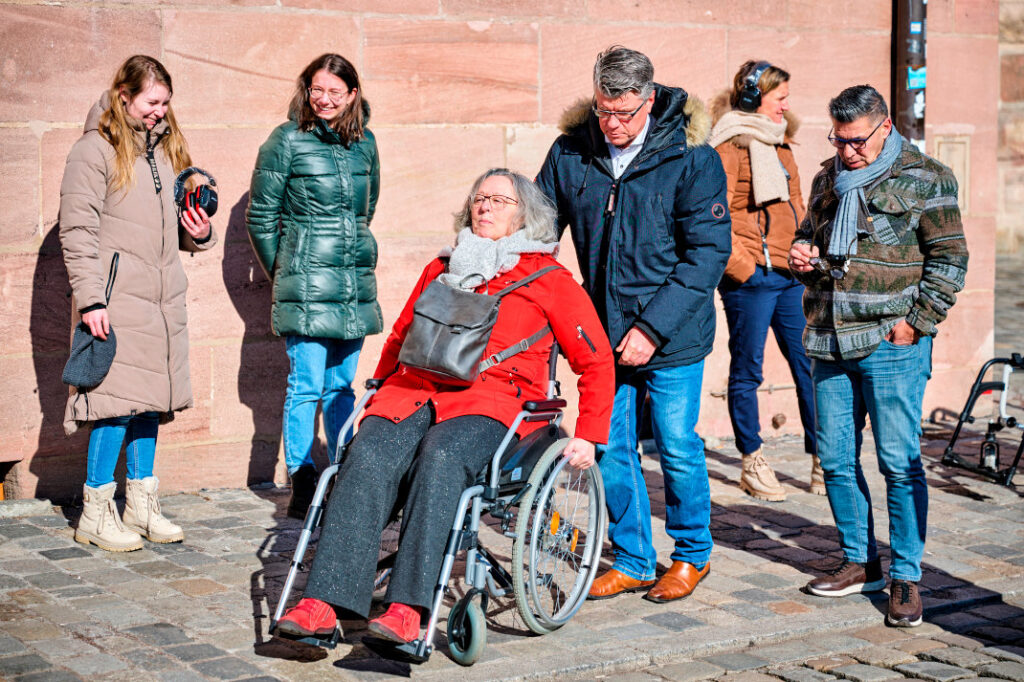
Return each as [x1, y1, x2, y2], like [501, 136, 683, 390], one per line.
[788, 242, 819, 273]
[180, 205, 211, 241]
[564, 438, 596, 470]
[81, 308, 110, 341]
[616, 327, 656, 367]
[887, 319, 920, 346]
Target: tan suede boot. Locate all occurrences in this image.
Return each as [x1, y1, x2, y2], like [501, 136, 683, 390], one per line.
[75, 483, 143, 552]
[123, 477, 184, 543]
[810, 456, 827, 496]
[739, 449, 787, 501]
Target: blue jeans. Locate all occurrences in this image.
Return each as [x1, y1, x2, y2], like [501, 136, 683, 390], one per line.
[86, 412, 159, 488]
[719, 268, 816, 455]
[283, 336, 363, 474]
[598, 361, 711, 580]
[812, 336, 932, 582]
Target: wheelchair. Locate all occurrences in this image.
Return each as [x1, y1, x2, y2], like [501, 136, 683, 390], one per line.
[269, 343, 607, 666]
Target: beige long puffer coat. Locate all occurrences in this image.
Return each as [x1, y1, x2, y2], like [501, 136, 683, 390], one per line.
[59, 93, 217, 435]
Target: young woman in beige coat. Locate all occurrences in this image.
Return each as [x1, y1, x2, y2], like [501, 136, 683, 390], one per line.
[59, 55, 216, 552]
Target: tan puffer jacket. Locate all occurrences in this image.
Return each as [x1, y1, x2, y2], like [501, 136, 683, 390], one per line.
[709, 92, 805, 284]
[59, 93, 217, 435]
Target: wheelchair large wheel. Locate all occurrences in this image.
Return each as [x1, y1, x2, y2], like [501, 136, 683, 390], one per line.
[511, 438, 606, 635]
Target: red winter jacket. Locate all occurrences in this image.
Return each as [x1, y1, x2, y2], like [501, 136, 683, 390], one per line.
[364, 253, 615, 444]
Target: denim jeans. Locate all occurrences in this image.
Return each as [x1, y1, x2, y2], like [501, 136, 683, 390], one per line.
[598, 361, 711, 580]
[719, 268, 816, 455]
[812, 336, 932, 582]
[86, 412, 159, 488]
[283, 335, 363, 474]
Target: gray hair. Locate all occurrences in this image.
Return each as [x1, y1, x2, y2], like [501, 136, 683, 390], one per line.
[828, 85, 889, 123]
[593, 45, 654, 100]
[453, 168, 559, 243]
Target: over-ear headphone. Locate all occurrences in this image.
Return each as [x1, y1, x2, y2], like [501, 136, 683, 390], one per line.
[737, 61, 773, 113]
[173, 167, 218, 218]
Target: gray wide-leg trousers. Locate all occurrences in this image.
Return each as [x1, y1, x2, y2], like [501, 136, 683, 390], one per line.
[304, 405, 512, 617]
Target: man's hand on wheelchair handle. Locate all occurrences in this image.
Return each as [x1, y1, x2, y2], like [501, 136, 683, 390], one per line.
[564, 438, 596, 470]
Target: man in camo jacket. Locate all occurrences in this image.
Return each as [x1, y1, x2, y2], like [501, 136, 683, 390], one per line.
[788, 85, 968, 629]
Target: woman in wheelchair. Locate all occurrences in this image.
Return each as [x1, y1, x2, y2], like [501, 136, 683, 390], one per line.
[274, 168, 615, 645]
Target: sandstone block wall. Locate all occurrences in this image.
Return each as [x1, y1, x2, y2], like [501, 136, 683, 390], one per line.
[0, 0, 997, 500]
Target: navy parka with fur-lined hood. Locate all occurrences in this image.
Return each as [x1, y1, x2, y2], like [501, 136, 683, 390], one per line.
[536, 83, 732, 371]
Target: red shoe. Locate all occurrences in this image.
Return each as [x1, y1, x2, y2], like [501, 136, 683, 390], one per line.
[274, 598, 337, 638]
[367, 602, 421, 643]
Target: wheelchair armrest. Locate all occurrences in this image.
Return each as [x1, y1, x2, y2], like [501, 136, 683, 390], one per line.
[365, 378, 385, 390]
[523, 398, 567, 412]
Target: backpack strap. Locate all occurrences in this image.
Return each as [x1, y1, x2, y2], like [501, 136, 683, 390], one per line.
[493, 265, 561, 298]
[478, 325, 552, 373]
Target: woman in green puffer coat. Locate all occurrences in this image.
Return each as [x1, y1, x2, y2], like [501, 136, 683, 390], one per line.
[246, 53, 382, 519]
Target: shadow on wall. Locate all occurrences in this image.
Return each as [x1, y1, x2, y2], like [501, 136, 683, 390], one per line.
[27, 224, 89, 503]
[221, 192, 288, 487]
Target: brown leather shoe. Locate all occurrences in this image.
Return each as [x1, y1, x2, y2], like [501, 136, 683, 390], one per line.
[644, 561, 710, 603]
[587, 568, 655, 600]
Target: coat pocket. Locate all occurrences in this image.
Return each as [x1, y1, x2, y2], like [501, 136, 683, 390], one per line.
[868, 192, 923, 246]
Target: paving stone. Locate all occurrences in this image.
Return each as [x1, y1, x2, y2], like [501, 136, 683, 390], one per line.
[931, 613, 998, 632]
[0, 573, 27, 590]
[50, 585, 104, 599]
[16, 671, 84, 682]
[599, 622, 670, 641]
[196, 516, 250, 530]
[922, 647, 1001, 669]
[968, 627, 1024, 645]
[897, 639, 951, 655]
[719, 602, 776, 620]
[0, 524, 44, 539]
[37, 547, 92, 561]
[853, 625, 921, 645]
[649, 660, 726, 681]
[831, 664, 905, 681]
[24, 572, 82, 590]
[603, 672, 663, 681]
[0, 618, 63, 641]
[934, 634, 991, 651]
[63, 653, 128, 676]
[701, 652, 769, 671]
[125, 623, 192, 646]
[738, 572, 793, 589]
[774, 669, 840, 682]
[0, 653, 51, 675]
[851, 646, 919, 667]
[768, 600, 814, 615]
[641, 612, 704, 632]
[717, 672, 781, 682]
[191, 656, 263, 679]
[807, 657, 862, 673]
[977, 661, 1024, 681]
[895, 661, 976, 682]
[978, 648, 1024, 664]
[165, 643, 227, 662]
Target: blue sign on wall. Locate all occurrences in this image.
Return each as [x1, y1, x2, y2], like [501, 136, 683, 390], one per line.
[908, 66, 927, 90]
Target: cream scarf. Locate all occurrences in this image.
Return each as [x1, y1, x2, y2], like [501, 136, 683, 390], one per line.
[708, 110, 790, 206]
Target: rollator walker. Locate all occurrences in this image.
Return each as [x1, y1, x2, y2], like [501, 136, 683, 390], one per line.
[269, 343, 607, 665]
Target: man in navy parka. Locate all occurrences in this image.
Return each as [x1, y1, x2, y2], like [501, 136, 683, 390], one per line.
[536, 45, 731, 603]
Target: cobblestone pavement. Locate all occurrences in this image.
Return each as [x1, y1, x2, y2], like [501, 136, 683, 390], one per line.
[0, 259, 1020, 681]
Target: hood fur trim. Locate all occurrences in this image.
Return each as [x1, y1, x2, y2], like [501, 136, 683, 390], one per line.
[709, 89, 799, 143]
[557, 92, 711, 148]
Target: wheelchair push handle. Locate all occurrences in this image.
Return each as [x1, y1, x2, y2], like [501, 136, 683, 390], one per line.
[365, 377, 385, 389]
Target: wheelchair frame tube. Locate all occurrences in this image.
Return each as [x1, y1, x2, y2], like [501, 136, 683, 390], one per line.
[420, 484, 485, 659]
[331, 389, 377, 466]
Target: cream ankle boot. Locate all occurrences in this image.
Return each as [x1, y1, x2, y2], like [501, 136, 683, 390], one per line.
[739, 449, 787, 501]
[75, 483, 143, 552]
[123, 477, 184, 543]
[810, 456, 827, 496]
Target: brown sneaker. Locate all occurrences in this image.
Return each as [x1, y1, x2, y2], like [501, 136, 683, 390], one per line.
[806, 558, 886, 597]
[887, 579, 923, 627]
[809, 456, 826, 496]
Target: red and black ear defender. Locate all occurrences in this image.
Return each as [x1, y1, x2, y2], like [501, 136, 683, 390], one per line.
[737, 61, 773, 113]
[173, 167, 218, 218]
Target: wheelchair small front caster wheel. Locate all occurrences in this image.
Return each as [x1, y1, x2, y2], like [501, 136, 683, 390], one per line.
[447, 596, 485, 666]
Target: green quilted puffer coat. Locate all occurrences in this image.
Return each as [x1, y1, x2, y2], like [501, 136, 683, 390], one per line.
[246, 113, 383, 339]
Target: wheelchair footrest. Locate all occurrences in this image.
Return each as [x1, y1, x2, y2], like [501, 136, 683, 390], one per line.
[271, 625, 342, 650]
[361, 635, 431, 663]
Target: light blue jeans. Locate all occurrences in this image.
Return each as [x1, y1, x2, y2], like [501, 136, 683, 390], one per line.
[812, 336, 932, 582]
[598, 361, 712, 581]
[86, 412, 159, 488]
[283, 335, 363, 475]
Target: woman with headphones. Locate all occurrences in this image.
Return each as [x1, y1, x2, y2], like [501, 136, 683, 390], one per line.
[59, 55, 216, 551]
[708, 61, 822, 502]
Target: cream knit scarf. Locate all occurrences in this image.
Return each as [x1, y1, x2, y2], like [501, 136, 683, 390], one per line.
[708, 111, 790, 206]
[437, 228, 558, 291]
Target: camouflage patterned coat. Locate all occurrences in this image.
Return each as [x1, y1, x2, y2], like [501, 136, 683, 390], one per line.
[792, 139, 968, 360]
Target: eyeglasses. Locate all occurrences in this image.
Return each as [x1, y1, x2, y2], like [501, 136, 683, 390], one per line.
[472, 194, 519, 211]
[592, 99, 647, 123]
[809, 256, 850, 280]
[308, 87, 351, 104]
[828, 118, 887, 152]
